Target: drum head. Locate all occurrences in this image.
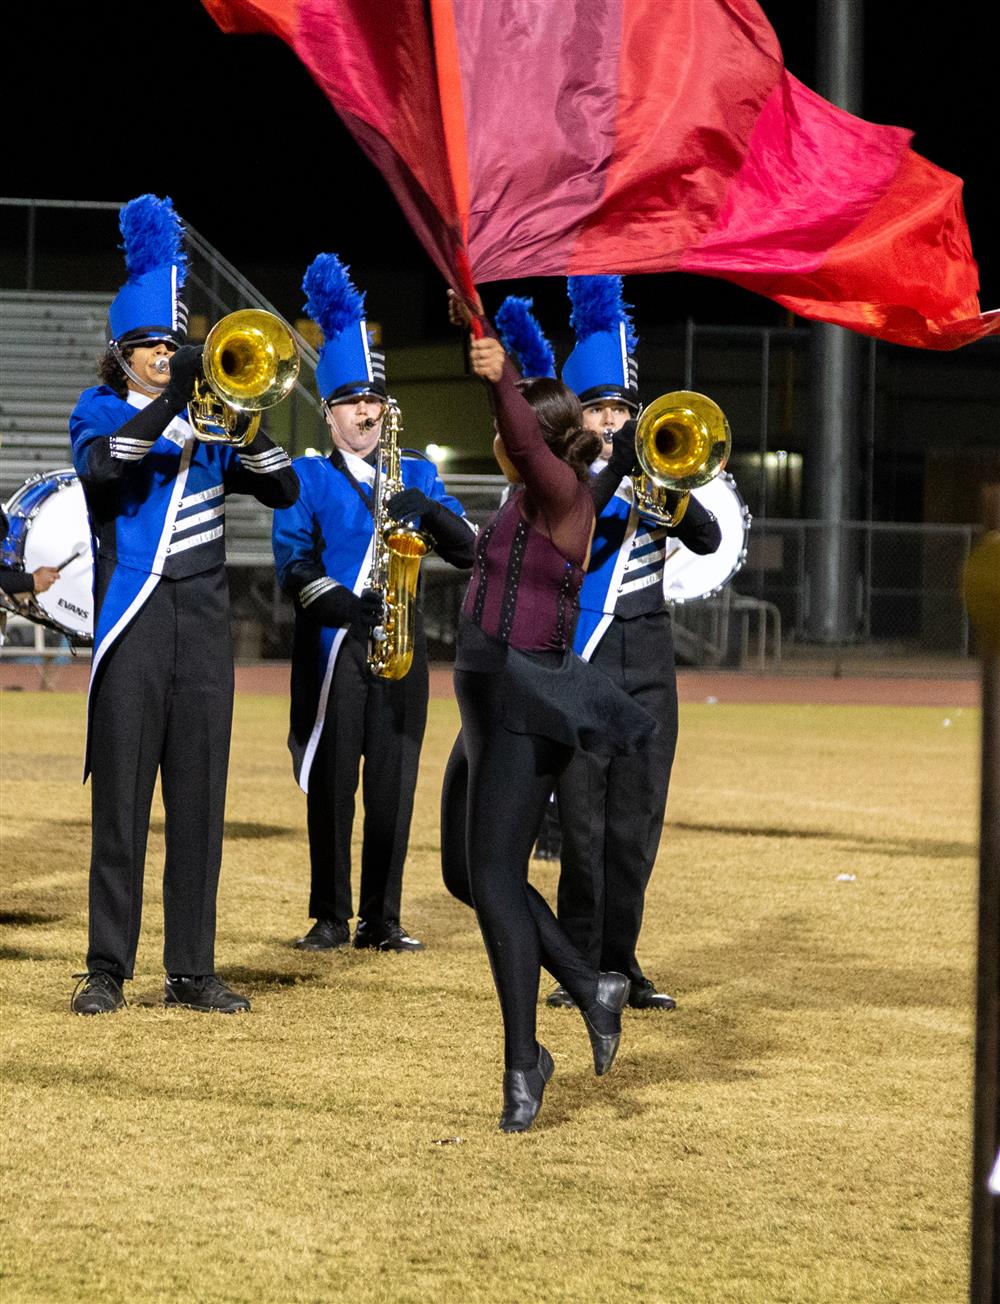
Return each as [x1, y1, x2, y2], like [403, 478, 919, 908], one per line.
[4, 470, 94, 639]
[662, 473, 750, 604]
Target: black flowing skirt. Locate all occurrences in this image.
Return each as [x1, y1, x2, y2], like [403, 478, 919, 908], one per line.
[454, 618, 656, 757]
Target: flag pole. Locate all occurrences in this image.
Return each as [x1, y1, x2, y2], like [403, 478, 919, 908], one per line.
[964, 484, 1000, 1304]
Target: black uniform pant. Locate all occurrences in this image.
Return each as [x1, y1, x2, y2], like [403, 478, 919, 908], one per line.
[87, 567, 234, 980]
[441, 669, 599, 1072]
[555, 611, 678, 981]
[306, 624, 428, 925]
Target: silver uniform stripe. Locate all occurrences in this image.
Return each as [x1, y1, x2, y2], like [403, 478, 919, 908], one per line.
[241, 450, 291, 472]
[239, 446, 288, 461]
[299, 577, 339, 608]
[619, 569, 664, 596]
[240, 450, 289, 467]
[632, 527, 668, 548]
[625, 544, 667, 571]
[179, 484, 225, 510]
[110, 437, 155, 460]
[165, 524, 224, 556]
[622, 560, 665, 587]
[173, 503, 225, 533]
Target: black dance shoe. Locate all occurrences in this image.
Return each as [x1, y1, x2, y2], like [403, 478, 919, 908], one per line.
[353, 920, 425, 952]
[628, 977, 677, 1011]
[499, 1044, 554, 1134]
[545, 984, 577, 1009]
[71, 971, 126, 1016]
[581, 972, 631, 1076]
[164, 975, 251, 1013]
[294, 918, 351, 951]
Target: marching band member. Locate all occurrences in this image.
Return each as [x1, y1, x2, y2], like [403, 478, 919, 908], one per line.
[547, 277, 721, 1013]
[440, 293, 655, 1133]
[0, 511, 58, 598]
[69, 195, 299, 1016]
[273, 255, 474, 955]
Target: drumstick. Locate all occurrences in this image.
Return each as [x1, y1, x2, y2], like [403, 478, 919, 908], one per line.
[55, 544, 87, 572]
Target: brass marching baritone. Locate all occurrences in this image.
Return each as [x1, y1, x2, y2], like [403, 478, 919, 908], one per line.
[186, 309, 300, 446]
[366, 399, 432, 680]
[632, 390, 731, 526]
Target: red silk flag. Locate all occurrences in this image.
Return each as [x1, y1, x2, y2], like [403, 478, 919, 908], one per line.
[202, 0, 999, 350]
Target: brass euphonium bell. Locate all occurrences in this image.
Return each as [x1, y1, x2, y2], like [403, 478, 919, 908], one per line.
[633, 390, 731, 525]
[187, 309, 300, 446]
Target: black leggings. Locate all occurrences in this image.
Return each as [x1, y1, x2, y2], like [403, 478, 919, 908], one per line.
[441, 669, 599, 1070]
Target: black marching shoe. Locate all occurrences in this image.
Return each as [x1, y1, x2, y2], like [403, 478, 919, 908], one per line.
[628, 977, 677, 1011]
[352, 920, 425, 952]
[164, 974, 251, 1013]
[71, 971, 126, 1016]
[499, 1044, 554, 1134]
[581, 972, 631, 1076]
[295, 918, 351, 951]
[545, 984, 577, 1010]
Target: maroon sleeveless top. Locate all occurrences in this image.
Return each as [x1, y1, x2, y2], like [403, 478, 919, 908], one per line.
[461, 363, 593, 653]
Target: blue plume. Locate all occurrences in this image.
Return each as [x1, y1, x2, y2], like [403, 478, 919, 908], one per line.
[302, 253, 366, 340]
[119, 194, 187, 286]
[496, 296, 556, 378]
[567, 276, 637, 352]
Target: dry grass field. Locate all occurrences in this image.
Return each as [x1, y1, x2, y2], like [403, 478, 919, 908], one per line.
[0, 688, 980, 1304]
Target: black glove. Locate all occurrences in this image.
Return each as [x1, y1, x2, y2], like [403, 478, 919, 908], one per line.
[386, 487, 435, 524]
[303, 582, 382, 630]
[607, 418, 638, 476]
[356, 587, 384, 629]
[660, 489, 689, 520]
[232, 411, 257, 441]
[162, 344, 204, 410]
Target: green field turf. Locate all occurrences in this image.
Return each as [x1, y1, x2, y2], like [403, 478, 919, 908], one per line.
[0, 691, 979, 1303]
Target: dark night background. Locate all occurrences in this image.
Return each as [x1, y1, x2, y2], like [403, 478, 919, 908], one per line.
[3, 1, 997, 340]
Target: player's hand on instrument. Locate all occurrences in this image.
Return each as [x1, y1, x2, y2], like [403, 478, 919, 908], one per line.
[659, 489, 690, 525]
[163, 344, 204, 406]
[469, 338, 506, 384]
[386, 487, 433, 525]
[31, 566, 60, 594]
[608, 418, 639, 474]
[232, 411, 256, 441]
[357, 587, 384, 630]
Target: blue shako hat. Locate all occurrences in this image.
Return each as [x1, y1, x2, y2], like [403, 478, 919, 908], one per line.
[302, 253, 386, 403]
[107, 195, 188, 347]
[496, 296, 556, 379]
[561, 276, 639, 412]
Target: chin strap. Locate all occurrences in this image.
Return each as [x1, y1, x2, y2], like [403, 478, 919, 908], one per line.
[109, 340, 165, 397]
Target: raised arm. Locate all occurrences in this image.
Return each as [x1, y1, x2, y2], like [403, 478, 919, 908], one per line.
[70, 346, 202, 486]
[223, 431, 300, 509]
[469, 327, 580, 522]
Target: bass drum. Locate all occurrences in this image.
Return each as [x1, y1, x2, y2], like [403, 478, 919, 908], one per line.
[662, 473, 751, 604]
[0, 469, 94, 641]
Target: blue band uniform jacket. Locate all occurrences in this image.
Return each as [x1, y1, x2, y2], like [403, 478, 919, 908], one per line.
[272, 450, 473, 793]
[573, 478, 721, 660]
[71, 384, 299, 778]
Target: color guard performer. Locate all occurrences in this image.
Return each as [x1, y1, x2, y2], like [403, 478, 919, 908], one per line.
[441, 294, 656, 1133]
[69, 195, 299, 1016]
[547, 278, 722, 1012]
[272, 254, 474, 955]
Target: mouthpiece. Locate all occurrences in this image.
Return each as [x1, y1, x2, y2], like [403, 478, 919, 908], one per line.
[360, 416, 379, 431]
[152, 357, 171, 375]
[603, 427, 614, 443]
